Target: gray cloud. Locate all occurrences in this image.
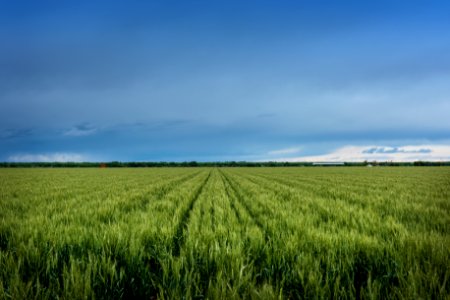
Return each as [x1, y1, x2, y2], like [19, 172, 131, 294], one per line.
[0, 128, 34, 139]
[362, 147, 432, 154]
[63, 123, 98, 137]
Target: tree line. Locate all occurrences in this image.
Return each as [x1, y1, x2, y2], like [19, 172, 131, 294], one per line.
[0, 161, 449, 168]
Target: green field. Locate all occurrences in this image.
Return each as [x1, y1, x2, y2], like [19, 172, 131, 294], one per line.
[1, 167, 449, 299]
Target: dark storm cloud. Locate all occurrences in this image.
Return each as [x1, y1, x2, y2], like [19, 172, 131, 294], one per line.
[1, 0, 449, 161]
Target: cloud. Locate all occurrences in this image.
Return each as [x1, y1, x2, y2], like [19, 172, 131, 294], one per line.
[8, 153, 87, 162]
[63, 123, 97, 137]
[0, 128, 33, 139]
[362, 146, 431, 154]
[268, 147, 302, 155]
[272, 145, 450, 162]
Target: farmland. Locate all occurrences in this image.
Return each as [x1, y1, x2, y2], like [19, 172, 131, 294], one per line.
[1, 167, 449, 299]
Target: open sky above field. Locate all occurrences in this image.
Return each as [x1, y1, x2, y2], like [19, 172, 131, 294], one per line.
[1, 0, 450, 162]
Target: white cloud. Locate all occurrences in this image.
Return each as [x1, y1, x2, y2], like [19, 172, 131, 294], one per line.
[268, 147, 302, 155]
[8, 153, 87, 162]
[272, 145, 450, 162]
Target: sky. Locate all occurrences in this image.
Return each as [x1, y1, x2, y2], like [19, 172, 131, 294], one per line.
[1, 0, 450, 162]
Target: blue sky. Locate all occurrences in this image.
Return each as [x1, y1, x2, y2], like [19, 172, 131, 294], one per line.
[1, 0, 450, 162]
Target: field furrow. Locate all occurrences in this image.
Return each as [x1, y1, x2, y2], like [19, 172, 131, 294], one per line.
[220, 170, 269, 239]
[172, 171, 211, 256]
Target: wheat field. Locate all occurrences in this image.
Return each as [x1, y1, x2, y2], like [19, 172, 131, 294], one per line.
[1, 167, 449, 299]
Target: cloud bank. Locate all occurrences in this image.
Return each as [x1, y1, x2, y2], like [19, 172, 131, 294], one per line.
[8, 153, 87, 162]
[273, 145, 450, 162]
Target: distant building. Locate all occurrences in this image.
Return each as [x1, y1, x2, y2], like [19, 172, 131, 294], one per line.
[312, 162, 345, 166]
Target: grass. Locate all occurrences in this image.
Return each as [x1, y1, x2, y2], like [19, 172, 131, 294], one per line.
[0, 167, 449, 299]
